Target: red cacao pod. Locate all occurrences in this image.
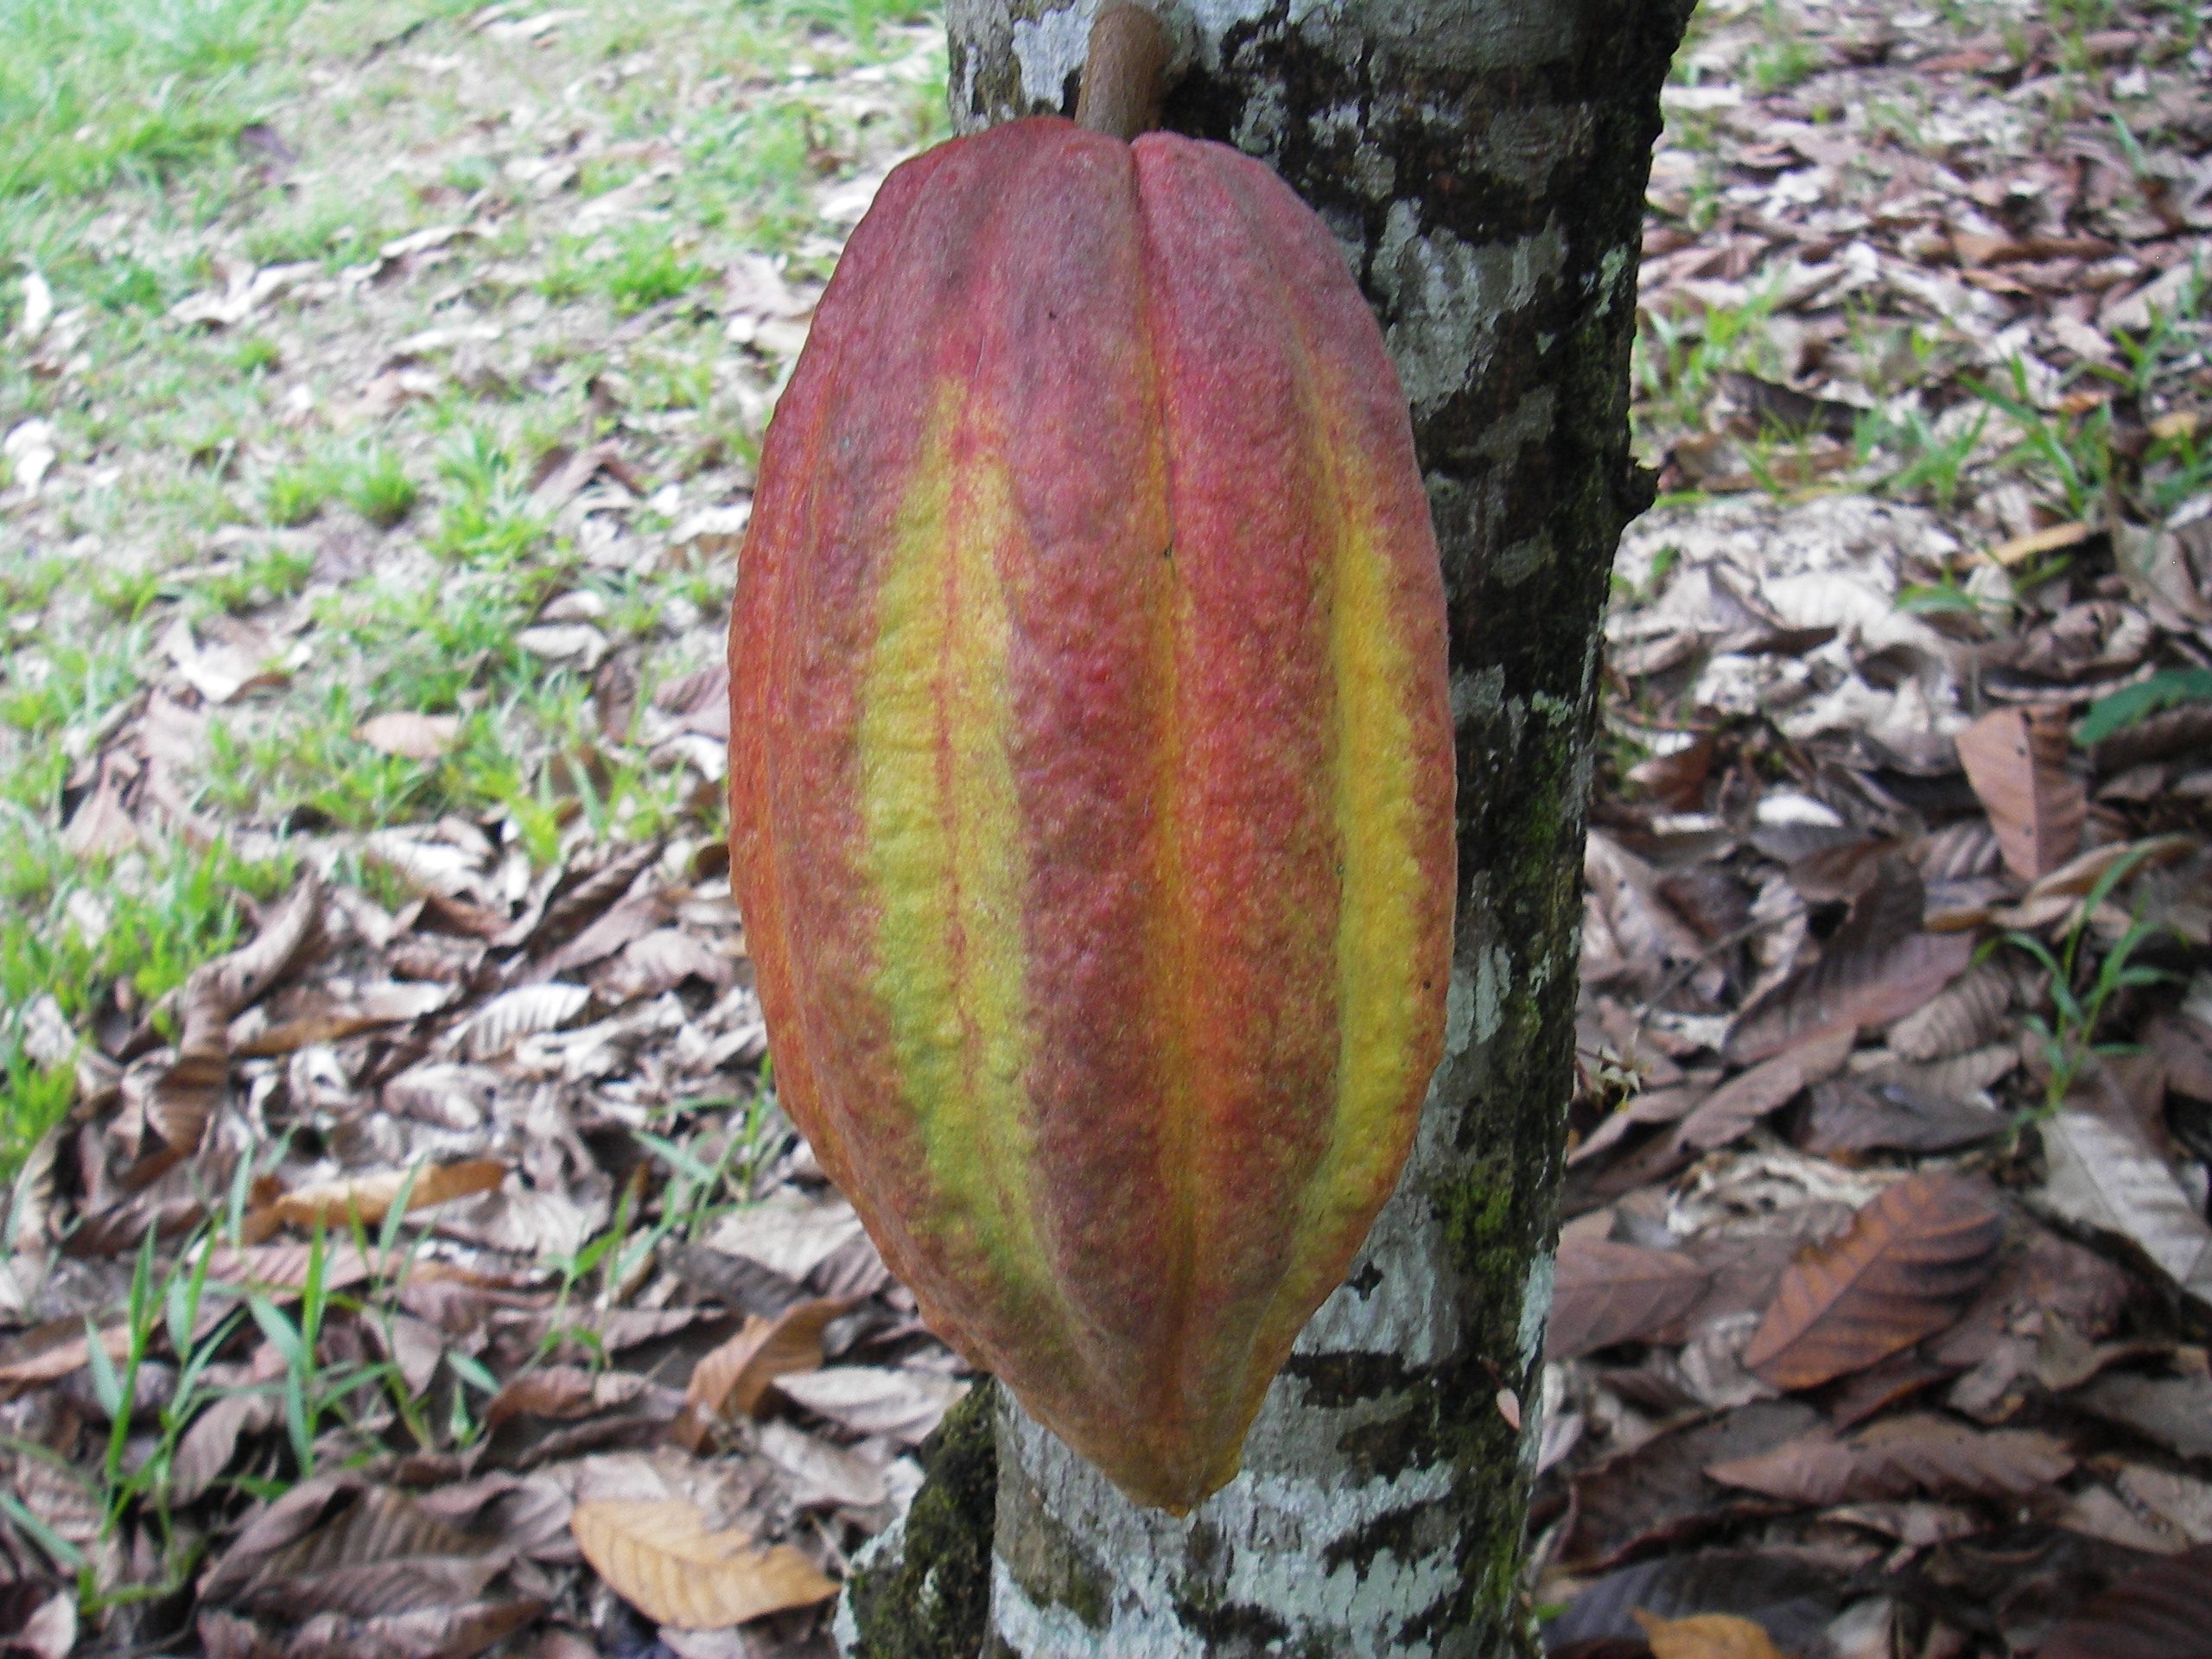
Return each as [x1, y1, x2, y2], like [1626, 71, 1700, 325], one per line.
[728, 117, 1453, 1513]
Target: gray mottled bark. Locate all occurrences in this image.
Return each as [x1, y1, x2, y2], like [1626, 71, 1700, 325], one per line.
[839, 1, 1688, 1654]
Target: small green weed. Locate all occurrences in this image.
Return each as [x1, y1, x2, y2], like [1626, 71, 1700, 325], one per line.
[605, 227, 709, 316]
[428, 429, 546, 567]
[263, 460, 330, 527]
[1744, 0, 1819, 92]
[336, 446, 418, 529]
[1870, 404, 1990, 513]
[1971, 360, 2110, 521]
[197, 543, 314, 613]
[2075, 668, 2212, 747]
[1990, 847, 2177, 1120]
[229, 335, 280, 375]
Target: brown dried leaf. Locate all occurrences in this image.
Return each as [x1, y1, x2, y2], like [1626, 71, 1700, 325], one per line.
[1627, 731, 1716, 810]
[2037, 1542, 2212, 1659]
[2119, 1466, 2212, 1546]
[705, 1192, 867, 1283]
[1562, 1401, 1821, 1569]
[144, 874, 326, 1171]
[770, 1367, 969, 1445]
[652, 664, 731, 741]
[537, 894, 665, 978]
[1675, 1022, 1856, 1153]
[594, 929, 735, 1003]
[170, 1390, 280, 1504]
[457, 983, 590, 1060]
[1633, 1611, 1788, 1659]
[355, 713, 461, 760]
[63, 759, 138, 858]
[509, 840, 661, 957]
[275, 1599, 540, 1659]
[2056, 1483, 2189, 1555]
[1546, 1238, 1714, 1359]
[203, 1240, 391, 1298]
[482, 1369, 683, 1469]
[2071, 1374, 2212, 1460]
[1727, 861, 1975, 1065]
[1885, 965, 2010, 1061]
[0, 1316, 131, 1396]
[682, 1298, 851, 1425]
[263, 1159, 508, 1230]
[1796, 1076, 2005, 1158]
[569, 1498, 835, 1629]
[1707, 1414, 2074, 1505]
[233, 995, 442, 1058]
[756, 1419, 890, 1508]
[0, 1587, 74, 1659]
[2036, 1109, 2212, 1312]
[200, 1478, 507, 1617]
[1955, 707, 2086, 882]
[1741, 1173, 2002, 1389]
[1545, 1548, 1841, 1654]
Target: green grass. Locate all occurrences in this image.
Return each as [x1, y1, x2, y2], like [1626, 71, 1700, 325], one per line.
[337, 445, 419, 529]
[0, 0, 313, 200]
[0, 831, 294, 1170]
[0, 0, 952, 1178]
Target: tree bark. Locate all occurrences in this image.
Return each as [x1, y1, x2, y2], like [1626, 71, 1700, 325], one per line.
[838, 0, 1688, 1652]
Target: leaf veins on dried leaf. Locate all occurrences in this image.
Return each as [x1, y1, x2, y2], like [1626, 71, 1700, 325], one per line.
[200, 1478, 508, 1618]
[1741, 1172, 2002, 1389]
[1706, 1412, 2073, 1505]
[674, 1297, 852, 1450]
[1885, 963, 2010, 1061]
[2036, 1109, 2212, 1313]
[771, 1366, 969, 1446]
[2036, 1541, 2212, 1659]
[1955, 706, 2086, 882]
[569, 1497, 835, 1630]
[1547, 1238, 1713, 1359]
[1675, 1022, 1856, 1153]
[262, 1159, 507, 1230]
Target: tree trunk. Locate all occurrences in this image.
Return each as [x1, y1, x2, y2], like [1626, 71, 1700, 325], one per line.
[837, 0, 1688, 1652]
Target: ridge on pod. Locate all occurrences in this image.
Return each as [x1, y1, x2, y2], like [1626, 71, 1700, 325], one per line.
[727, 116, 1454, 1514]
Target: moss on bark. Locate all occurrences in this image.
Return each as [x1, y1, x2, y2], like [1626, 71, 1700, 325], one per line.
[842, 1381, 999, 1658]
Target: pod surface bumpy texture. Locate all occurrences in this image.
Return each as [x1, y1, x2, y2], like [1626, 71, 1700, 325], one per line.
[728, 117, 1454, 1513]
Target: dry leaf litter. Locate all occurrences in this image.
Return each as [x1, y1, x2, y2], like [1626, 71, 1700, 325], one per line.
[2, 0, 2211, 1656]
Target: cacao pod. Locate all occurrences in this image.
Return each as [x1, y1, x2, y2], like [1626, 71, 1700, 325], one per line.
[728, 117, 1453, 1513]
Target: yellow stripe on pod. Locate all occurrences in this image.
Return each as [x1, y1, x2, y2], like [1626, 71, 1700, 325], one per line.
[856, 382, 1055, 1309]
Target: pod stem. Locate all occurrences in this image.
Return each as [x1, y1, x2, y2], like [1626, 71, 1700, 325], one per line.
[1075, 2, 1170, 142]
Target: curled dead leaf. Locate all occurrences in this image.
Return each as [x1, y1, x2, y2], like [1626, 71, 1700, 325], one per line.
[569, 1497, 835, 1629]
[264, 1159, 508, 1230]
[677, 1297, 852, 1447]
